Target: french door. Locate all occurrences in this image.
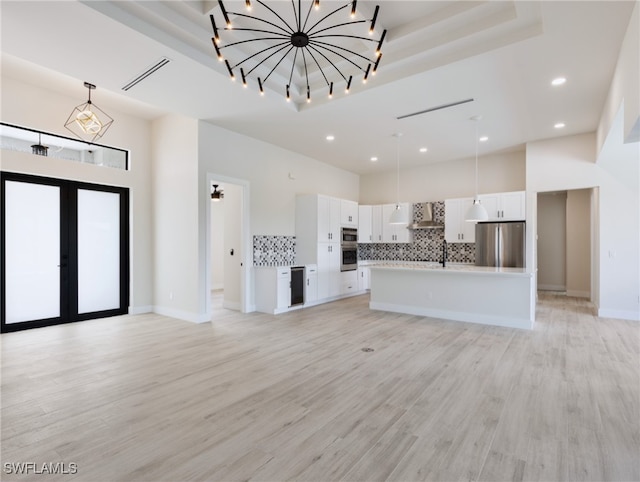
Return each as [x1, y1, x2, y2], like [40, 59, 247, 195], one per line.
[1, 172, 129, 332]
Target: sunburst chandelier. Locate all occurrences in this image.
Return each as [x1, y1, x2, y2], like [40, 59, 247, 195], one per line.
[209, 0, 386, 104]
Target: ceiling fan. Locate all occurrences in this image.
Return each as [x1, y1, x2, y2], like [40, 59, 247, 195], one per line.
[211, 184, 224, 201]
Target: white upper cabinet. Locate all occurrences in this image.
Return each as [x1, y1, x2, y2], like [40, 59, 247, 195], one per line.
[358, 205, 372, 243]
[479, 191, 525, 221]
[317, 195, 341, 243]
[341, 200, 358, 227]
[445, 198, 476, 243]
[372, 205, 384, 243]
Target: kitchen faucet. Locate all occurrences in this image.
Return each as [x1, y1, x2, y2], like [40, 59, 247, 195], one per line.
[441, 240, 447, 268]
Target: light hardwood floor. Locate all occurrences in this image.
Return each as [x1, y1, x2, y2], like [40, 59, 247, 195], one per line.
[1, 293, 638, 481]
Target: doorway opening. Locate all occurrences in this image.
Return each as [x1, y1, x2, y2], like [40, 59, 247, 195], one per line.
[205, 173, 251, 318]
[536, 188, 594, 300]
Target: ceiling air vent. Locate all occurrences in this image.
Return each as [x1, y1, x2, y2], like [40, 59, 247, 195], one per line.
[122, 57, 171, 91]
[397, 98, 474, 120]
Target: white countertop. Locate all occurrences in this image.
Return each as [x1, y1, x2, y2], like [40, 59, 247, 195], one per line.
[365, 261, 530, 277]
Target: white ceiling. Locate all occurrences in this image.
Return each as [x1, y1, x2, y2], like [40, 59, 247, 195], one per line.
[0, 1, 634, 175]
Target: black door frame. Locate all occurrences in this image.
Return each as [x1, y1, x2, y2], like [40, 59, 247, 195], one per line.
[1, 172, 130, 333]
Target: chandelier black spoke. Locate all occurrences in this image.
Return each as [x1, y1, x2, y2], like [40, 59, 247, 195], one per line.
[210, 0, 385, 102]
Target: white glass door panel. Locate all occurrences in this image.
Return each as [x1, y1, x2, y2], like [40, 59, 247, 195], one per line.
[77, 189, 120, 314]
[5, 181, 60, 323]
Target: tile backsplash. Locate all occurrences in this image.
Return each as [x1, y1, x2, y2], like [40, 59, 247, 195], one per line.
[253, 235, 296, 266]
[253, 202, 476, 267]
[358, 202, 476, 264]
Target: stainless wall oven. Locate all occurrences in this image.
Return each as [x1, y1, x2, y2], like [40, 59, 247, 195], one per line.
[341, 228, 358, 271]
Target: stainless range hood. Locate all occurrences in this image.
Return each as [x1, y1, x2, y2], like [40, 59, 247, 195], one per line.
[410, 202, 444, 229]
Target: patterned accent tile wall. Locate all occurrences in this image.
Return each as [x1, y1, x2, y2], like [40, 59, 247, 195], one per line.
[358, 202, 476, 264]
[253, 235, 296, 266]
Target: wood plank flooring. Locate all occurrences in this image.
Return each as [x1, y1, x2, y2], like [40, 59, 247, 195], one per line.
[1, 292, 638, 481]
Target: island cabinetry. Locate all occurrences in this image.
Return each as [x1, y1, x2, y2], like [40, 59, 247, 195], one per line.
[444, 198, 476, 243]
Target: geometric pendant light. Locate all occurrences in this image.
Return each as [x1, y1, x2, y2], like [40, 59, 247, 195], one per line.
[64, 82, 114, 143]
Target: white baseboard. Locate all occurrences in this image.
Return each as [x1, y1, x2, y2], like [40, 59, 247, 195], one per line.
[598, 308, 640, 322]
[153, 306, 211, 324]
[538, 284, 566, 291]
[223, 300, 241, 311]
[129, 305, 153, 315]
[566, 290, 590, 298]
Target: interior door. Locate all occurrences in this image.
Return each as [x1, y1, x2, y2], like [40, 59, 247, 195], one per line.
[1, 172, 129, 332]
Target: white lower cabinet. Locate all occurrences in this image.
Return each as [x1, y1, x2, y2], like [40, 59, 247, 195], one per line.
[341, 270, 358, 295]
[255, 267, 291, 314]
[305, 265, 318, 305]
[317, 243, 341, 299]
[358, 266, 371, 291]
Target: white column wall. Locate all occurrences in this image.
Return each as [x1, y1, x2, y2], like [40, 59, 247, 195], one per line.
[151, 114, 204, 322]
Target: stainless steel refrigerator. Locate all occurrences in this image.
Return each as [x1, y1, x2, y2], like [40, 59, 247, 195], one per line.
[475, 221, 526, 268]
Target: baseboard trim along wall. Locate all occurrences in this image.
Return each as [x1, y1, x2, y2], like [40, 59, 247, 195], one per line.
[598, 308, 640, 322]
[223, 300, 241, 311]
[566, 290, 590, 298]
[153, 306, 211, 324]
[129, 305, 153, 315]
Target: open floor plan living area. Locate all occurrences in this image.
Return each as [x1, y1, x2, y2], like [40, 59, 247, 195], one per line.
[1, 0, 639, 480]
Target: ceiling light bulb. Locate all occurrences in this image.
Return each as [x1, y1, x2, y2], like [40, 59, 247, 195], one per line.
[551, 77, 566, 86]
[370, 157, 378, 162]
[420, 147, 428, 153]
[326, 135, 335, 141]
[479, 136, 489, 142]
[75, 110, 102, 134]
[554, 122, 565, 129]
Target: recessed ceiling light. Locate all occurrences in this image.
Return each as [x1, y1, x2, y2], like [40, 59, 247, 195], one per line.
[370, 156, 378, 162]
[551, 77, 567, 86]
[326, 135, 335, 141]
[554, 123, 566, 129]
[419, 147, 428, 153]
[479, 136, 489, 142]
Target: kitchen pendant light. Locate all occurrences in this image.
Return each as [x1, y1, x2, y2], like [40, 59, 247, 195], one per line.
[64, 82, 114, 143]
[389, 132, 405, 224]
[466, 116, 489, 222]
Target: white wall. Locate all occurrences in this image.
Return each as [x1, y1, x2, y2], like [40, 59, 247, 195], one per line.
[210, 198, 224, 290]
[526, 128, 639, 321]
[359, 150, 525, 204]
[597, 2, 639, 148]
[197, 120, 360, 318]
[537, 192, 567, 291]
[566, 189, 591, 298]
[151, 114, 205, 322]
[0, 75, 154, 313]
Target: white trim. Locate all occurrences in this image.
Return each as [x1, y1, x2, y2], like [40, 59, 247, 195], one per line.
[566, 290, 590, 298]
[598, 308, 640, 322]
[538, 284, 566, 291]
[223, 300, 241, 311]
[153, 305, 211, 324]
[369, 301, 534, 330]
[211, 283, 224, 291]
[129, 305, 152, 315]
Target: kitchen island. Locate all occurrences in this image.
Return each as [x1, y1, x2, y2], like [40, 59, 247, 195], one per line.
[369, 262, 535, 330]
